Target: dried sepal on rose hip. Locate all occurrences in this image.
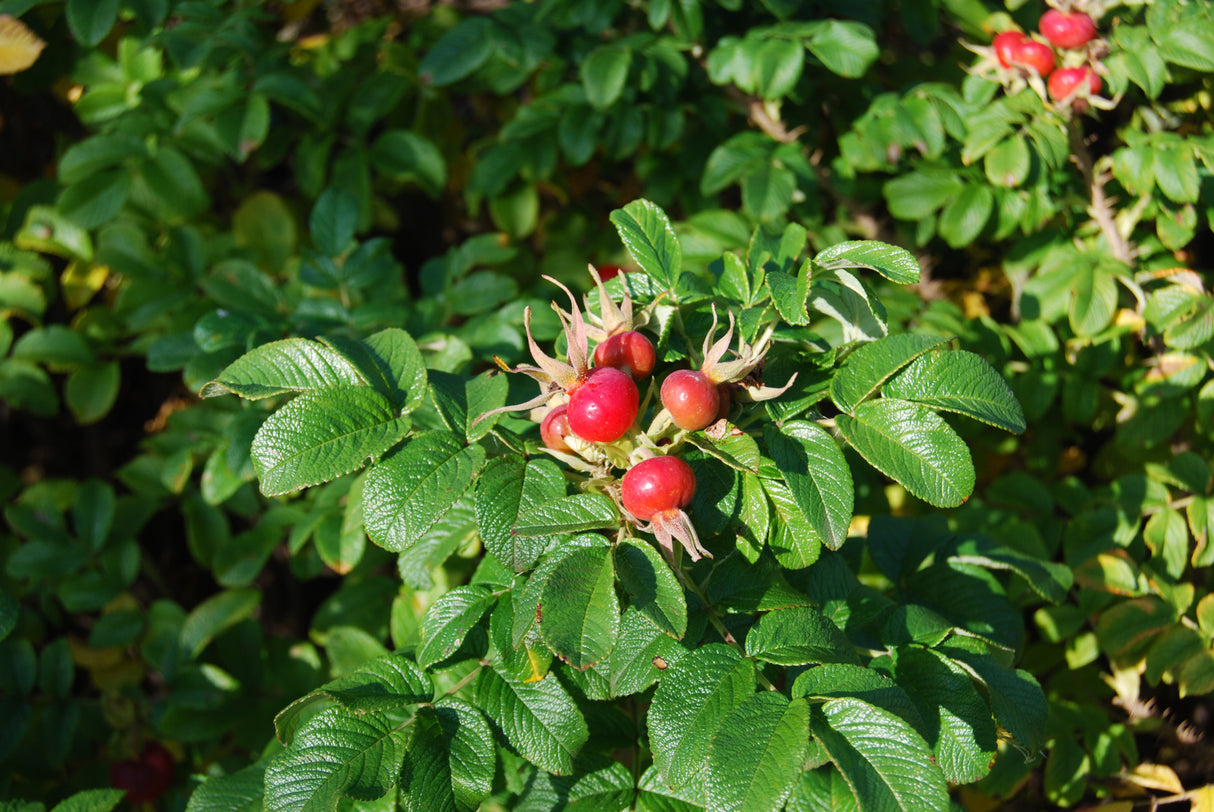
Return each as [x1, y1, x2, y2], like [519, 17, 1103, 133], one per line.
[574, 264, 658, 380]
[620, 455, 710, 563]
[697, 307, 796, 400]
[475, 275, 639, 444]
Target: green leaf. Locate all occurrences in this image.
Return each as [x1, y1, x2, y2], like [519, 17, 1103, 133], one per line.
[264, 706, 409, 811]
[135, 146, 209, 222]
[582, 44, 632, 109]
[948, 536, 1072, 604]
[399, 702, 494, 812]
[767, 261, 812, 326]
[418, 586, 496, 669]
[72, 479, 115, 553]
[884, 170, 963, 221]
[755, 37, 804, 100]
[836, 399, 975, 508]
[49, 789, 125, 812]
[429, 370, 509, 442]
[474, 666, 589, 775]
[792, 664, 923, 730]
[813, 240, 920, 285]
[179, 588, 260, 660]
[310, 187, 359, 257]
[65, 361, 120, 424]
[274, 653, 432, 744]
[66, 0, 118, 46]
[185, 763, 265, 812]
[945, 652, 1047, 756]
[475, 457, 566, 572]
[58, 168, 132, 230]
[605, 608, 689, 698]
[0, 592, 18, 644]
[371, 130, 446, 194]
[512, 494, 619, 536]
[814, 698, 950, 812]
[742, 160, 797, 222]
[610, 199, 682, 290]
[1147, 0, 1214, 71]
[325, 328, 429, 413]
[892, 646, 997, 784]
[58, 134, 147, 185]
[807, 20, 879, 78]
[419, 17, 495, 85]
[983, 137, 1031, 188]
[251, 386, 410, 496]
[765, 422, 853, 550]
[1068, 261, 1118, 336]
[11, 325, 94, 368]
[201, 338, 366, 400]
[937, 184, 993, 248]
[614, 539, 687, 639]
[830, 333, 952, 414]
[707, 693, 810, 812]
[363, 431, 485, 553]
[763, 477, 822, 570]
[649, 644, 757, 787]
[538, 542, 619, 670]
[745, 605, 857, 666]
[882, 350, 1025, 434]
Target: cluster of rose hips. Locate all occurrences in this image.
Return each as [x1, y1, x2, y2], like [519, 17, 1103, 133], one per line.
[480, 267, 790, 565]
[986, 5, 1107, 109]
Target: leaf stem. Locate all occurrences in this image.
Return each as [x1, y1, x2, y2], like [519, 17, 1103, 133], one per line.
[1068, 118, 1135, 267]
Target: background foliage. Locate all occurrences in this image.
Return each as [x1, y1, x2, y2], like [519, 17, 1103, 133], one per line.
[1, 0, 1213, 810]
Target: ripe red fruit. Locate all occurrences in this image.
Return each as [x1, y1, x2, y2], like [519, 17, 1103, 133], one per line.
[540, 404, 574, 453]
[621, 456, 696, 521]
[110, 742, 175, 803]
[594, 331, 656, 380]
[661, 369, 721, 431]
[992, 31, 1026, 67]
[1048, 66, 1101, 100]
[1009, 40, 1056, 75]
[566, 366, 639, 443]
[1039, 9, 1096, 50]
[597, 264, 627, 281]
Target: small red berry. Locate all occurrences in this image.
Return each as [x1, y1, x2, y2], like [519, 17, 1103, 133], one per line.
[540, 404, 574, 453]
[594, 331, 656, 380]
[597, 264, 627, 281]
[621, 456, 696, 521]
[1039, 9, 1096, 50]
[1048, 66, 1101, 101]
[1009, 40, 1056, 76]
[567, 366, 639, 443]
[661, 369, 721, 431]
[992, 31, 1026, 67]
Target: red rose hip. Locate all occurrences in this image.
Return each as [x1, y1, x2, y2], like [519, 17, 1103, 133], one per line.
[594, 330, 656, 380]
[993, 31, 1026, 67]
[566, 366, 639, 443]
[1048, 66, 1101, 100]
[661, 369, 721, 431]
[1009, 40, 1056, 75]
[621, 456, 696, 521]
[110, 742, 175, 803]
[1039, 9, 1096, 50]
[540, 404, 574, 452]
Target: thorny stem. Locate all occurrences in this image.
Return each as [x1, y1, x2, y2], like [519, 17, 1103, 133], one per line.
[1068, 118, 1136, 267]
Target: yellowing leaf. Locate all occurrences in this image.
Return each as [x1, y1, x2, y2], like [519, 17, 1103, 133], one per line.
[61, 262, 109, 310]
[1190, 784, 1214, 812]
[1122, 763, 1184, 795]
[0, 15, 46, 75]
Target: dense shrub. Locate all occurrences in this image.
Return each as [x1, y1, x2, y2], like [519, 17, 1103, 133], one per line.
[0, 0, 1212, 809]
